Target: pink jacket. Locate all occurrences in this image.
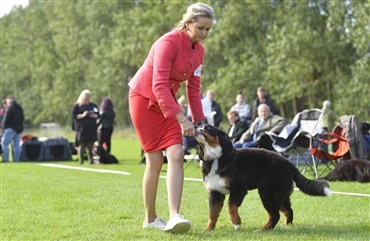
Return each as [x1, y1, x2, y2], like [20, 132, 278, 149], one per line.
[128, 30, 205, 122]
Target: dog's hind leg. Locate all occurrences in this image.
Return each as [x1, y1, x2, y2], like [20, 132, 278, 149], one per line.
[259, 191, 281, 230]
[206, 191, 225, 231]
[280, 196, 293, 226]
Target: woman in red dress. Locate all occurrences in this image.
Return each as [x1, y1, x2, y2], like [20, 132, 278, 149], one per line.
[128, 2, 214, 233]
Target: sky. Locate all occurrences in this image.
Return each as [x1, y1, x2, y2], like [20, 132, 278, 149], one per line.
[0, 0, 29, 17]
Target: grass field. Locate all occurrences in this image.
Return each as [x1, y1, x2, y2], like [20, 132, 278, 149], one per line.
[1, 137, 370, 240]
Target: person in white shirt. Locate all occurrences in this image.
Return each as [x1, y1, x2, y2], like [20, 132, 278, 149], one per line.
[230, 91, 251, 121]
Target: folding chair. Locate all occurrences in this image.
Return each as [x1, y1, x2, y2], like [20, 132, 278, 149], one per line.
[334, 115, 368, 160]
[309, 114, 367, 177]
[267, 108, 324, 178]
[309, 132, 351, 177]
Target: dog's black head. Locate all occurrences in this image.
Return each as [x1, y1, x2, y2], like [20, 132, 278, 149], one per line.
[194, 124, 235, 161]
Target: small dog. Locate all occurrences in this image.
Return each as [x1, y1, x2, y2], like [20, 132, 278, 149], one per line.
[323, 159, 370, 183]
[194, 124, 331, 231]
[93, 146, 119, 164]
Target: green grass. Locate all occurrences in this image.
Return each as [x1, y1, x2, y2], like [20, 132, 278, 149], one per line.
[1, 137, 370, 240]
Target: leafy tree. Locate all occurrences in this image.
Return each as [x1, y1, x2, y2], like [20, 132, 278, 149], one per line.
[1, 0, 368, 128]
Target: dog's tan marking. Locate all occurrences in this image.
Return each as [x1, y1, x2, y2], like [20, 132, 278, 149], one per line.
[228, 203, 241, 228]
[199, 130, 220, 147]
[262, 212, 273, 230]
[224, 176, 230, 189]
[279, 207, 293, 225]
[206, 201, 224, 231]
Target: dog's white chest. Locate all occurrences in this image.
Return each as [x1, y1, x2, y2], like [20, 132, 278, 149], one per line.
[204, 159, 230, 195]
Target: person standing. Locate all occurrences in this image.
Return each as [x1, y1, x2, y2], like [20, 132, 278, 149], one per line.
[230, 91, 251, 122]
[0, 99, 7, 137]
[1, 96, 24, 162]
[321, 100, 338, 153]
[252, 86, 277, 120]
[203, 90, 223, 127]
[71, 90, 100, 164]
[321, 100, 337, 133]
[97, 97, 115, 153]
[128, 2, 214, 233]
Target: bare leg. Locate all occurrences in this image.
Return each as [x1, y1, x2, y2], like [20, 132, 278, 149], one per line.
[165, 144, 185, 219]
[143, 150, 164, 223]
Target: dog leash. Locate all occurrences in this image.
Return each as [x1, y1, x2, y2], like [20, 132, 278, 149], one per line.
[160, 152, 198, 173]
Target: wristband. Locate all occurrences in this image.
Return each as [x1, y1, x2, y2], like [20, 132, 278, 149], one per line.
[178, 116, 188, 124]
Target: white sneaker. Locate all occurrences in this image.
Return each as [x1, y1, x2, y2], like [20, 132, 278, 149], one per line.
[142, 217, 167, 231]
[164, 214, 191, 233]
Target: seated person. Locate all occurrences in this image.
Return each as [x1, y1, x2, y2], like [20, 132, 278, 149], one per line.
[227, 110, 249, 143]
[234, 104, 288, 149]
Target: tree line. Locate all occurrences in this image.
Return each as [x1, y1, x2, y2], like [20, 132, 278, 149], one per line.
[1, 0, 369, 128]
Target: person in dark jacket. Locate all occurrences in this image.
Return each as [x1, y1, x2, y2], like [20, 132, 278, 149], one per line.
[226, 110, 249, 143]
[71, 90, 100, 164]
[97, 97, 115, 153]
[1, 96, 24, 162]
[252, 86, 277, 121]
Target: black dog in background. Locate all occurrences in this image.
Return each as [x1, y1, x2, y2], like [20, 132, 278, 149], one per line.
[93, 146, 119, 164]
[323, 159, 370, 183]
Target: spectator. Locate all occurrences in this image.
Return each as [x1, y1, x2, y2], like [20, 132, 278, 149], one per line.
[252, 86, 277, 120]
[0, 99, 7, 137]
[360, 122, 370, 159]
[234, 104, 288, 149]
[71, 90, 100, 164]
[230, 91, 251, 122]
[1, 96, 24, 162]
[227, 110, 249, 143]
[203, 90, 222, 127]
[321, 100, 337, 132]
[177, 95, 188, 116]
[97, 97, 115, 154]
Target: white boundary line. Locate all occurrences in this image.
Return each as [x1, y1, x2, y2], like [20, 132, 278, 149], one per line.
[36, 164, 370, 197]
[37, 163, 130, 175]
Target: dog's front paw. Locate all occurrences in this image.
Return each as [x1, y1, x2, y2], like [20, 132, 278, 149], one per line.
[233, 224, 241, 230]
[205, 226, 214, 232]
[205, 223, 215, 231]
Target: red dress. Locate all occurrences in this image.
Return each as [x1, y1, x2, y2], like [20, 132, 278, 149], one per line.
[129, 30, 205, 152]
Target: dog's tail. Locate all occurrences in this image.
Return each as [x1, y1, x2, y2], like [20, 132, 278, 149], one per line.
[292, 168, 332, 197]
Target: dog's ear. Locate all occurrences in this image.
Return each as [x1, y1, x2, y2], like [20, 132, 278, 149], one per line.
[218, 129, 234, 153]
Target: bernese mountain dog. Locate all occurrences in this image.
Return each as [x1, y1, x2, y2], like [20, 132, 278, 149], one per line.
[323, 159, 370, 183]
[194, 124, 331, 231]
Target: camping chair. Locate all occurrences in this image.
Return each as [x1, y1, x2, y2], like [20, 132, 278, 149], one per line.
[267, 108, 324, 178]
[334, 115, 368, 160]
[309, 115, 368, 177]
[309, 132, 351, 177]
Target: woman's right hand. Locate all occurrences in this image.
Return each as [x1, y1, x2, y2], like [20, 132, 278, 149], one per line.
[180, 119, 195, 137]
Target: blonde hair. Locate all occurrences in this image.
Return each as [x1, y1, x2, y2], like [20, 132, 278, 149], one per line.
[176, 2, 214, 30]
[76, 89, 91, 106]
